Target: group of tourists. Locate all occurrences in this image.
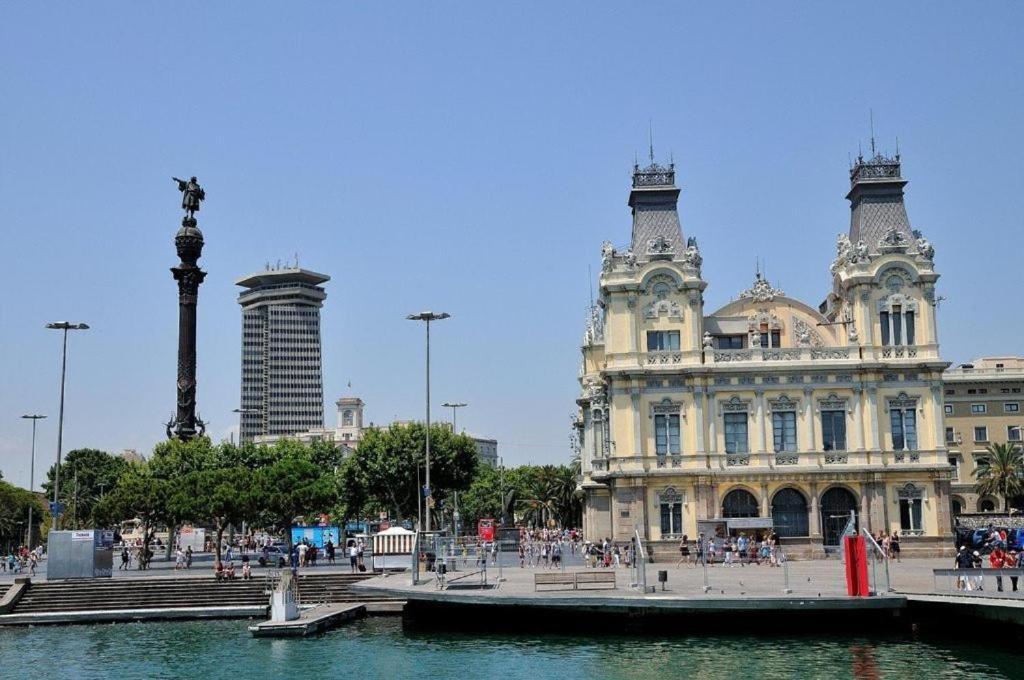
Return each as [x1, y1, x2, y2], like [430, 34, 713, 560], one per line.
[1, 545, 42, 575]
[116, 538, 155, 570]
[870, 531, 902, 561]
[213, 555, 252, 581]
[954, 544, 1019, 593]
[677, 532, 785, 567]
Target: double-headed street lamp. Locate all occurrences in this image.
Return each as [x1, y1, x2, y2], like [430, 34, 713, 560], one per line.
[21, 414, 46, 547]
[442, 402, 467, 434]
[406, 311, 450, 532]
[46, 321, 89, 516]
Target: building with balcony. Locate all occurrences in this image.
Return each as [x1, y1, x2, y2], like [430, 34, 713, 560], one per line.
[943, 357, 1024, 514]
[575, 146, 953, 558]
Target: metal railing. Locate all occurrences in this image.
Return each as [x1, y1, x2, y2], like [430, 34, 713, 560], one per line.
[933, 568, 1024, 596]
[630, 529, 648, 593]
[862, 528, 892, 594]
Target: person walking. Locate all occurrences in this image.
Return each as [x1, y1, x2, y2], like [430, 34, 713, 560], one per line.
[119, 547, 130, 570]
[889, 532, 902, 563]
[954, 545, 973, 591]
[676, 535, 692, 568]
[185, 545, 193, 569]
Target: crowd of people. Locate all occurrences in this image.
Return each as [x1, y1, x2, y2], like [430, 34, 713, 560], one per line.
[1, 545, 42, 575]
[953, 525, 1023, 593]
[674, 532, 786, 568]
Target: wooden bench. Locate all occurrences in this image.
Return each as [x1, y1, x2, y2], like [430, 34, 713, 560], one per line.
[534, 572, 576, 591]
[573, 571, 617, 590]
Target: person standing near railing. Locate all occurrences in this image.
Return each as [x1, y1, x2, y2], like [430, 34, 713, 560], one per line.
[990, 545, 1007, 592]
[1006, 550, 1020, 593]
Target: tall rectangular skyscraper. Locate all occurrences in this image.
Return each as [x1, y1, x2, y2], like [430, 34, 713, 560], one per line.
[236, 267, 329, 443]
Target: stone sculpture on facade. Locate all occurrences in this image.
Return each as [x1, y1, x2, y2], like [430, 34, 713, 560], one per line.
[647, 235, 674, 256]
[912, 230, 935, 261]
[600, 241, 615, 272]
[831, 233, 871, 272]
[680, 236, 702, 269]
[702, 331, 714, 349]
[738, 272, 785, 303]
[879, 225, 909, 251]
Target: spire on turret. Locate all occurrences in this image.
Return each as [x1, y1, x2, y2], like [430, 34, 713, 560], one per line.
[846, 139, 913, 253]
[628, 145, 684, 263]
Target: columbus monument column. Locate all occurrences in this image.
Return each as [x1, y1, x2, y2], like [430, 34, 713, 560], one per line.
[166, 176, 207, 440]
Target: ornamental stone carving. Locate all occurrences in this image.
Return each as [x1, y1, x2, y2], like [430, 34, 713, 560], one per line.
[581, 377, 606, 402]
[912, 230, 935, 261]
[647, 235, 675, 258]
[680, 236, 703, 269]
[768, 394, 798, 411]
[702, 331, 714, 349]
[601, 241, 615, 272]
[739, 273, 785, 302]
[644, 297, 683, 320]
[583, 304, 605, 345]
[658, 486, 684, 504]
[652, 397, 684, 415]
[622, 249, 638, 269]
[879, 225, 909, 253]
[793, 318, 823, 347]
[831, 234, 871, 273]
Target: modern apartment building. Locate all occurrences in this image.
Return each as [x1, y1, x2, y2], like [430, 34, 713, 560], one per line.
[236, 267, 329, 443]
[943, 357, 1024, 514]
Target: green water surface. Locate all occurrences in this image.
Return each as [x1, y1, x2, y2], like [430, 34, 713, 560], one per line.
[0, 617, 1018, 679]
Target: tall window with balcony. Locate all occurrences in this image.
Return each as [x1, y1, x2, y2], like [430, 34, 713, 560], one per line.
[658, 487, 683, 538]
[1008, 425, 1022, 442]
[879, 296, 916, 347]
[897, 484, 924, 535]
[654, 413, 681, 467]
[647, 330, 680, 351]
[889, 394, 918, 451]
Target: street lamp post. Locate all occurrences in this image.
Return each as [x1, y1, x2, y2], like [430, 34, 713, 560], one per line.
[21, 414, 46, 548]
[442, 402, 467, 434]
[46, 321, 89, 521]
[233, 407, 262, 444]
[406, 311, 450, 533]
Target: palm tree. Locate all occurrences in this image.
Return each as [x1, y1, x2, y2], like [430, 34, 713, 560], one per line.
[974, 442, 1024, 512]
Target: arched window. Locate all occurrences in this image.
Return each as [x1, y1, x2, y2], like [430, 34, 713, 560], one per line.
[342, 410, 354, 427]
[722, 489, 759, 518]
[979, 498, 996, 513]
[771, 488, 809, 537]
[950, 497, 964, 517]
[820, 487, 858, 547]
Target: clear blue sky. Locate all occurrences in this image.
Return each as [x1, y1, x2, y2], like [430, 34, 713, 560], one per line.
[2, 3, 1023, 488]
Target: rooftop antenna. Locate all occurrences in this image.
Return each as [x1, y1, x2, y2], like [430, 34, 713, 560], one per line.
[648, 119, 655, 163]
[294, 252, 300, 268]
[895, 135, 901, 159]
[869, 109, 876, 157]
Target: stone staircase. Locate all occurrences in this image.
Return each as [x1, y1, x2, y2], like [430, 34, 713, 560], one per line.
[10, 572, 393, 614]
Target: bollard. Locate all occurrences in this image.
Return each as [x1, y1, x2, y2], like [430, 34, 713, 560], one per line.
[658, 570, 668, 591]
[782, 553, 792, 594]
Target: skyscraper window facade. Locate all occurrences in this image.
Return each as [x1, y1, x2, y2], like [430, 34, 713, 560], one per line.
[236, 268, 329, 443]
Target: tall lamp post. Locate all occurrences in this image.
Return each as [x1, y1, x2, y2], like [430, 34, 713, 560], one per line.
[45, 321, 89, 520]
[442, 402, 467, 434]
[21, 414, 46, 547]
[406, 311, 450, 532]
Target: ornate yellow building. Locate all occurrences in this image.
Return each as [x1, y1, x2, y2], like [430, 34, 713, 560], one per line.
[576, 147, 953, 558]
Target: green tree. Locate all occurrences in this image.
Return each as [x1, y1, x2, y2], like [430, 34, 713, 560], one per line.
[94, 463, 170, 564]
[975, 442, 1024, 512]
[346, 423, 479, 524]
[0, 480, 44, 551]
[168, 466, 255, 565]
[42, 448, 128, 529]
[252, 451, 338, 551]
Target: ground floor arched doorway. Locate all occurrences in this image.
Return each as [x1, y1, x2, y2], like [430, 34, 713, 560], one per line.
[771, 488, 809, 537]
[820, 487, 858, 547]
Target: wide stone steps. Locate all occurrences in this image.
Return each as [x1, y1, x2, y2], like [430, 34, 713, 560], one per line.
[11, 572, 392, 614]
